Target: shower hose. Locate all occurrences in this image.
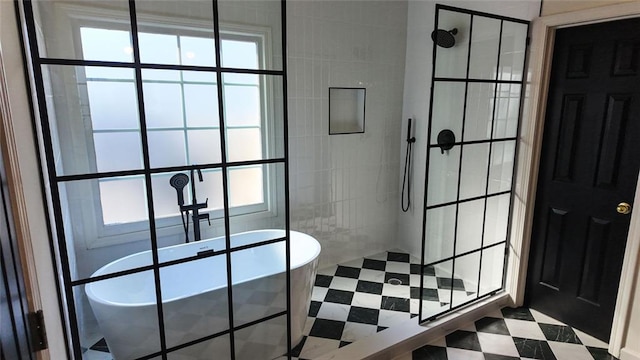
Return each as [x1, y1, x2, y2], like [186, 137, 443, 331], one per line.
[402, 119, 416, 212]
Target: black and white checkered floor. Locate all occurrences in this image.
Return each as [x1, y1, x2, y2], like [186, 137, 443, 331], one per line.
[83, 250, 618, 360]
[409, 307, 618, 360]
[290, 249, 469, 359]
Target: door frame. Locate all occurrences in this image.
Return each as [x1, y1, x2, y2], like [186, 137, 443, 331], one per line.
[506, 2, 640, 358]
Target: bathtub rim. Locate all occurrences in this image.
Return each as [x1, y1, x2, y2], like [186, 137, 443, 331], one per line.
[84, 229, 321, 307]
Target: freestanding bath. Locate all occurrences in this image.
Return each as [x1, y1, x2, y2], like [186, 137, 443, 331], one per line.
[85, 230, 320, 360]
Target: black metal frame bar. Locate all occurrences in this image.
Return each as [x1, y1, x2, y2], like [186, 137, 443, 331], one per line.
[13, 0, 72, 355]
[419, 4, 530, 323]
[18, 0, 292, 358]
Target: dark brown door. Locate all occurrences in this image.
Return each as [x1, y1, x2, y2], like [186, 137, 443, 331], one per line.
[526, 17, 640, 342]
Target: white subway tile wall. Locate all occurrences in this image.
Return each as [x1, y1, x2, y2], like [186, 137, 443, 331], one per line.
[287, 1, 408, 268]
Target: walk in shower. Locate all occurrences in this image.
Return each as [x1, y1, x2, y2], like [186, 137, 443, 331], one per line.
[19, 0, 301, 358]
[16, 0, 532, 359]
[419, 5, 529, 321]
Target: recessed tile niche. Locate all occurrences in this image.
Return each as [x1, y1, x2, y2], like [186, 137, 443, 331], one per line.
[329, 87, 366, 135]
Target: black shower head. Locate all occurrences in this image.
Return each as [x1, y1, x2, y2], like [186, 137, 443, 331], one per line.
[431, 28, 458, 48]
[169, 173, 189, 206]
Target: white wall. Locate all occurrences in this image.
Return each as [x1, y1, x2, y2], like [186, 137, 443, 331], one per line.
[287, 0, 408, 268]
[397, 0, 539, 266]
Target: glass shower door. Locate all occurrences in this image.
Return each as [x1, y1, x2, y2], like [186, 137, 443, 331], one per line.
[19, 0, 292, 358]
[419, 5, 529, 322]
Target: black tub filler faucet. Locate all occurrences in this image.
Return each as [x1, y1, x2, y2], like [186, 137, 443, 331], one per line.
[169, 168, 210, 242]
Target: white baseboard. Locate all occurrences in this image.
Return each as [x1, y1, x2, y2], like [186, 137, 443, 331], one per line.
[621, 348, 640, 360]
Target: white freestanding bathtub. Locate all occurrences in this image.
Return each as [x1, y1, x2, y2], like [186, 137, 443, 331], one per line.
[85, 230, 320, 360]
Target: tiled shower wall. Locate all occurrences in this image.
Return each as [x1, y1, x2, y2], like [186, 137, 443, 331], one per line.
[287, 1, 408, 268]
[398, 0, 539, 259]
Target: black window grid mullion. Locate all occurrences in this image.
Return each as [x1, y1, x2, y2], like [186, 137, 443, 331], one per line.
[418, 2, 441, 323]
[437, 3, 529, 24]
[37, 57, 286, 76]
[501, 22, 532, 291]
[211, 1, 236, 358]
[477, 19, 505, 297]
[21, 1, 80, 358]
[424, 241, 507, 271]
[433, 77, 522, 84]
[448, 12, 474, 313]
[128, 1, 169, 358]
[54, 157, 286, 182]
[426, 190, 511, 210]
[427, 136, 516, 149]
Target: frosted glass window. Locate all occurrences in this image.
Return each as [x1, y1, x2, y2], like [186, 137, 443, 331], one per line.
[464, 83, 495, 142]
[484, 194, 511, 246]
[456, 199, 484, 255]
[187, 130, 222, 165]
[87, 81, 139, 130]
[200, 171, 225, 211]
[80, 27, 133, 63]
[183, 70, 217, 83]
[499, 22, 528, 81]
[148, 131, 186, 167]
[184, 84, 219, 128]
[468, 16, 501, 80]
[224, 85, 261, 127]
[430, 82, 465, 144]
[459, 143, 489, 200]
[151, 174, 182, 219]
[224, 72, 259, 86]
[488, 141, 516, 193]
[142, 82, 184, 128]
[227, 128, 262, 162]
[93, 132, 143, 172]
[85, 65, 135, 80]
[434, 10, 471, 78]
[181, 36, 216, 67]
[139, 33, 179, 65]
[427, 146, 460, 207]
[99, 178, 147, 224]
[493, 84, 521, 139]
[424, 205, 456, 264]
[229, 167, 264, 207]
[329, 88, 366, 134]
[222, 39, 258, 69]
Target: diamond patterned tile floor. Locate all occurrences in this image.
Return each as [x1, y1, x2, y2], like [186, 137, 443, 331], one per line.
[411, 307, 619, 360]
[291, 249, 471, 359]
[82, 250, 617, 360]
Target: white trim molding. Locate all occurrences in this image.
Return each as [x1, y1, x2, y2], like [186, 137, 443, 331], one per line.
[507, 2, 640, 358]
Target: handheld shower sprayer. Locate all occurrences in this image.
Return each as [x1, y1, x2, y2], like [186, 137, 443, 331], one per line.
[169, 168, 209, 243]
[169, 173, 189, 206]
[402, 119, 416, 212]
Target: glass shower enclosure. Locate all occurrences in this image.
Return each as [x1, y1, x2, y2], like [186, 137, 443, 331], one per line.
[18, 0, 291, 359]
[419, 5, 529, 321]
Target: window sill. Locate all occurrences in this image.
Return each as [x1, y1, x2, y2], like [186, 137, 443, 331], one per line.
[85, 207, 277, 249]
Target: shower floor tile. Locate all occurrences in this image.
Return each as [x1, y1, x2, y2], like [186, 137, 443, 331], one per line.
[293, 249, 473, 359]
